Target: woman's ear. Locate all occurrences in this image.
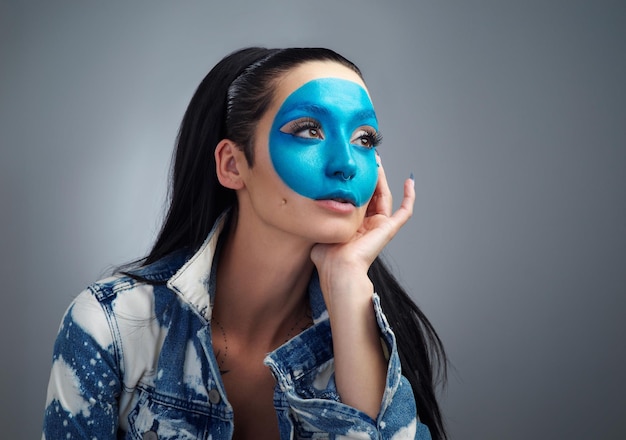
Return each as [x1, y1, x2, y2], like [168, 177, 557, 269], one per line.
[215, 139, 246, 190]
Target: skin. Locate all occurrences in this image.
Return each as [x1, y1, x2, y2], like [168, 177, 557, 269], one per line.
[213, 61, 415, 439]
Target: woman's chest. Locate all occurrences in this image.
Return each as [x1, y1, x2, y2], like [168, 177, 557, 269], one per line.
[221, 354, 280, 440]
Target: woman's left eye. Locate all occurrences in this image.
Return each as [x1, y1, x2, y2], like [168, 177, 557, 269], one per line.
[352, 129, 382, 149]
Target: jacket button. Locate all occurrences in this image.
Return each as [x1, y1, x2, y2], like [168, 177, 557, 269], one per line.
[208, 388, 221, 404]
[142, 431, 158, 440]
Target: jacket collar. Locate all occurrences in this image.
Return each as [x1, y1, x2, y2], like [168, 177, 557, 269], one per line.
[166, 211, 228, 323]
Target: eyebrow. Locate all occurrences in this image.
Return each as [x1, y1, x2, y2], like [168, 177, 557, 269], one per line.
[289, 104, 330, 116]
[352, 108, 377, 121]
[284, 104, 377, 122]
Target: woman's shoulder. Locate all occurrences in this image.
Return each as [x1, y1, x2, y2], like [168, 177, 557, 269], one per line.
[85, 247, 192, 302]
[62, 274, 164, 347]
[63, 247, 193, 333]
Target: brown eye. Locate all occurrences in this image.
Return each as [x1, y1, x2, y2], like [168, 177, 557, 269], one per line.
[359, 136, 372, 147]
[280, 118, 324, 140]
[352, 128, 381, 149]
[303, 127, 320, 138]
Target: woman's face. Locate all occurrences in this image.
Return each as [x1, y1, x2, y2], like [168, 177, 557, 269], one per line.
[269, 76, 379, 208]
[239, 61, 381, 244]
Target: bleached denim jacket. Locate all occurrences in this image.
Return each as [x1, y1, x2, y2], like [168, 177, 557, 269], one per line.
[43, 213, 432, 439]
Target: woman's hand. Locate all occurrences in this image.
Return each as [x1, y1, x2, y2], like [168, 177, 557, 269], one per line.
[309, 156, 415, 420]
[310, 157, 416, 302]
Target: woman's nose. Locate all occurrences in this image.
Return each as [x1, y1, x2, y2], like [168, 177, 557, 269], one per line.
[325, 140, 357, 181]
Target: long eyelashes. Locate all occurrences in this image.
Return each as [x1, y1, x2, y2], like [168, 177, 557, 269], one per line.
[282, 118, 382, 149]
[286, 118, 323, 139]
[356, 129, 383, 149]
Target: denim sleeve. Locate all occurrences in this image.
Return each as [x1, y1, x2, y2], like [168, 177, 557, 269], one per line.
[42, 289, 122, 440]
[265, 294, 432, 439]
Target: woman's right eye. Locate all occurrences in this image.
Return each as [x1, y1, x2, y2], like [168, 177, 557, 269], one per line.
[299, 126, 320, 138]
[281, 118, 324, 140]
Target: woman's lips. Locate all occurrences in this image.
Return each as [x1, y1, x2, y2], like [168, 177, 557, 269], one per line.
[315, 198, 356, 213]
[317, 191, 357, 206]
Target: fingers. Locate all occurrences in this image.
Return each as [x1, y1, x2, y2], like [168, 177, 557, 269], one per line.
[378, 175, 416, 240]
[392, 176, 415, 225]
[368, 175, 415, 250]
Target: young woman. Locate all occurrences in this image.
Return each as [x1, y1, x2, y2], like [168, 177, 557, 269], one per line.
[43, 47, 447, 440]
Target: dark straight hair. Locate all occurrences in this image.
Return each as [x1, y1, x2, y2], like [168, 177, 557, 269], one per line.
[136, 47, 448, 439]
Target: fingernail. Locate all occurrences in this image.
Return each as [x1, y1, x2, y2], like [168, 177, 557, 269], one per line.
[410, 172, 414, 180]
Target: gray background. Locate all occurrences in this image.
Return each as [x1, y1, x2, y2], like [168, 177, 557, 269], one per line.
[1, 1, 624, 439]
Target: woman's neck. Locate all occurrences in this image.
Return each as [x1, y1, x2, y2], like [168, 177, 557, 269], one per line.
[212, 213, 315, 349]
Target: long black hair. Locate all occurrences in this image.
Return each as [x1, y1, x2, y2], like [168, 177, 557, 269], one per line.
[137, 47, 448, 439]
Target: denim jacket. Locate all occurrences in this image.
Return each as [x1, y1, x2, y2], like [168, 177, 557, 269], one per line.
[43, 213, 432, 439]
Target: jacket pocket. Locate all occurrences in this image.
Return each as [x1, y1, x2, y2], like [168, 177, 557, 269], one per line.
[126, 387, 210, 440]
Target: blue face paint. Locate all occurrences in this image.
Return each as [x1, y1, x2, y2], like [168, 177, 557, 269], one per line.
[269, 78, 379, 207]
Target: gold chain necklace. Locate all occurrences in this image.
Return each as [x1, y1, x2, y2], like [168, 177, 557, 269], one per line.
[212, 305, 312, 375]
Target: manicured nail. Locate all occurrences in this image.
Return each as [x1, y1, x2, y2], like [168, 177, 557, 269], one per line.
[410, 172, 414, 180]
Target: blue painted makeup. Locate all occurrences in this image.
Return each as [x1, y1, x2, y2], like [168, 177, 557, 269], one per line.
[269, 78, 380, 207]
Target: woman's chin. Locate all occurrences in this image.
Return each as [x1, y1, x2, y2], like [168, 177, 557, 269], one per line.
[306, 212, 365, 244]
[311, 228, 358, 245]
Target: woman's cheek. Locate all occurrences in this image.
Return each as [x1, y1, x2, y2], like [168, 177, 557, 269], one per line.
[352, 148, 378, 206]
[269, 134, 326, 199]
